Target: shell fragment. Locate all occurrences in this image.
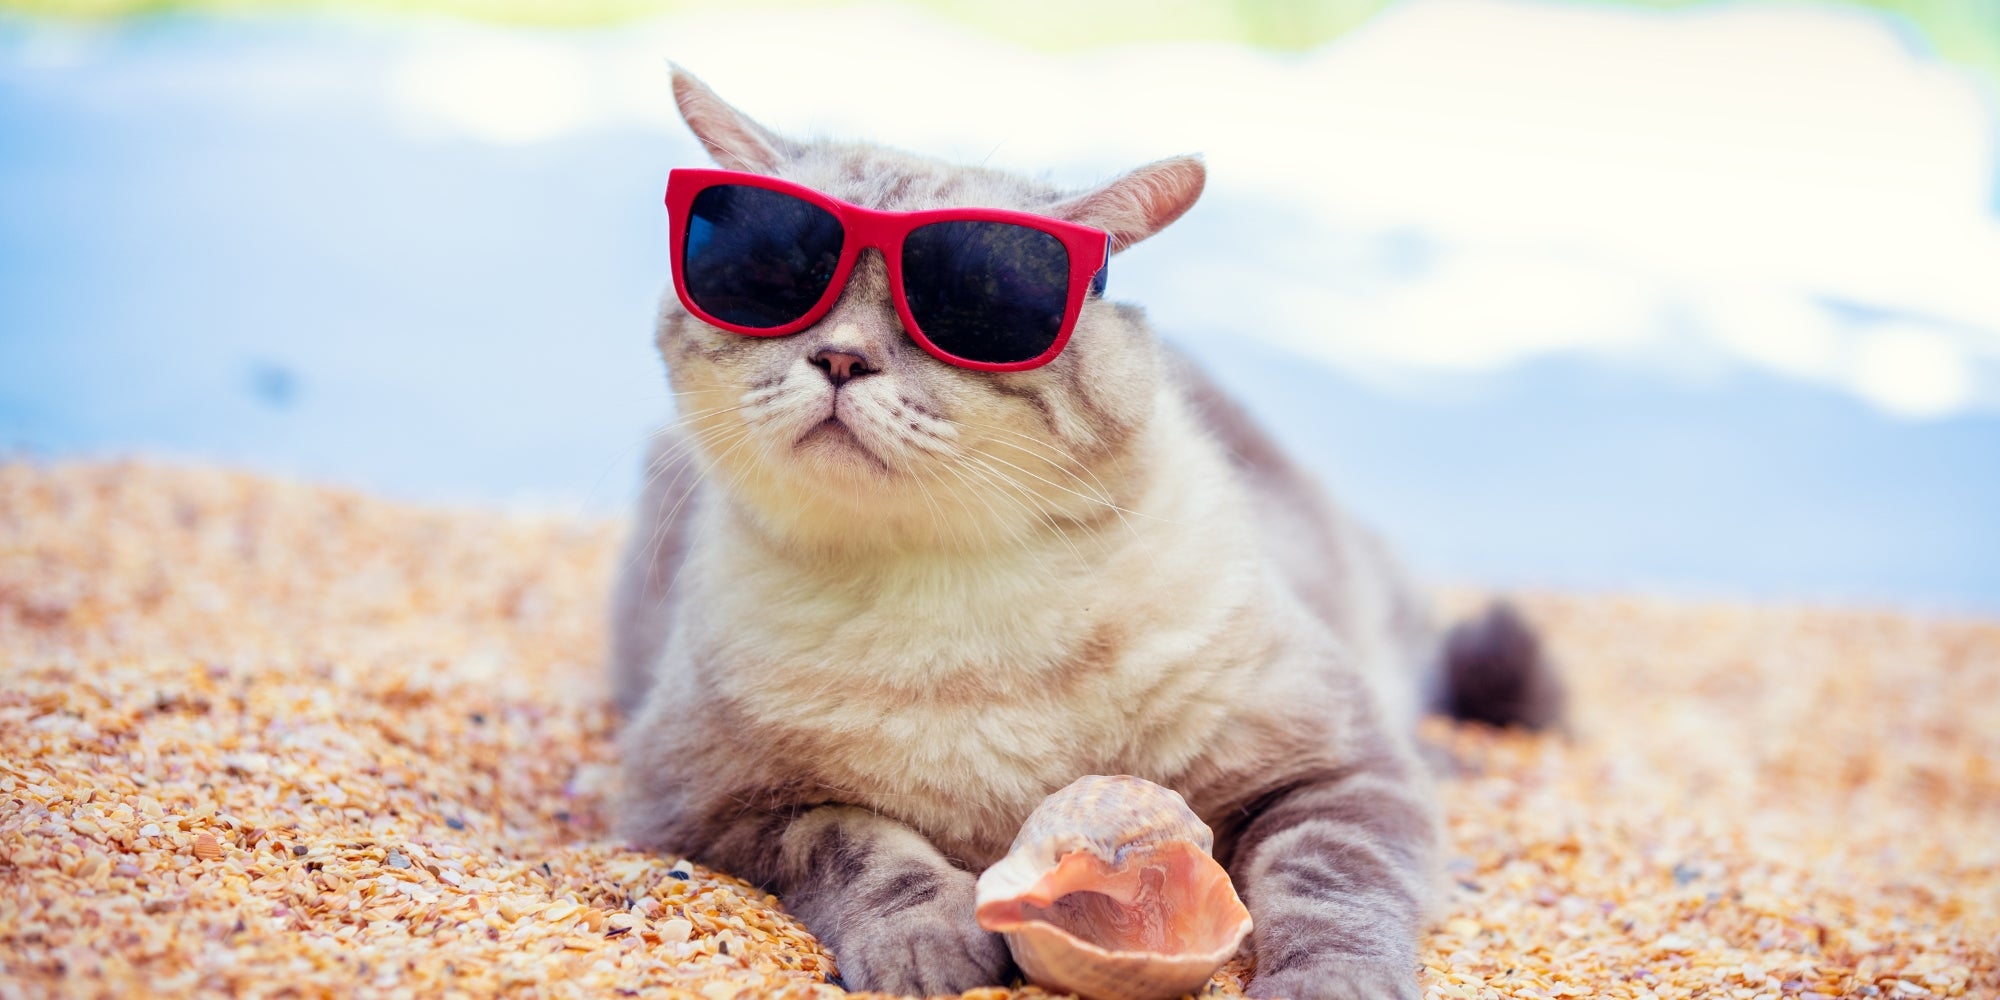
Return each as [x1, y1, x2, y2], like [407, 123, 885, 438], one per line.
[975, 775, 1254, 1000]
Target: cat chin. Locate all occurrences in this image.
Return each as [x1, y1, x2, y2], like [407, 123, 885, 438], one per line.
[793, 418, 896, 477]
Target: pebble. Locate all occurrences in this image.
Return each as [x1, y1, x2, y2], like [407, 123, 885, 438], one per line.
[192, 833, 223, 860]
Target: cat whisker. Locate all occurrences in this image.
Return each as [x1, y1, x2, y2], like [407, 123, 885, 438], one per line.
[577, 398, 753, 518]
[956, 442, 1160, 571]
[885, 398, 961, 447]
[647, 386, 756, 402]
[910, 447, 1005, 552]
[625, 422, 757, 600]
[653, 399, 764, 439]
[950, 420, 1126, 499]
[958, 444, 1140, 521]
[931, 453, 1045, 554]
[949, 420, 1172, 573]
[945, 453, 1089, 566]
[637, 404, 762, 489]
[953, 419, 1179, 525]
[639, 419, 778, 609]
[849, 404, 952, 467]
[904, 465, 964, 551]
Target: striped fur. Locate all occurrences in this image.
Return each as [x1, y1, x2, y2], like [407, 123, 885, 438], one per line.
[609, 69, 1521, 997]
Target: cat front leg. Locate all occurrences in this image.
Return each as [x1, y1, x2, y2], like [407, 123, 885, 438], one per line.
[1229, 765, 1438, 1000]
[725, 805, 1015, 993]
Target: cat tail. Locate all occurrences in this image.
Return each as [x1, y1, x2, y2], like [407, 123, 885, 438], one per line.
[1434, 601, 1566, 730]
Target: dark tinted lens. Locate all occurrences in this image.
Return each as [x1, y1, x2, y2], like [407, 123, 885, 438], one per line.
[901, 221, 1071, 365]
[682, 184, 844, 329]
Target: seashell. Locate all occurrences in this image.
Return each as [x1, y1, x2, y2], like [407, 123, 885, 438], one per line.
[975, 775, 1254, 1000]
[191, 832, 223, 861]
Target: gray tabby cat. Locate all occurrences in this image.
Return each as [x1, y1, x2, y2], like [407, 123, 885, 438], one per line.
[611, 68, 1562, 999]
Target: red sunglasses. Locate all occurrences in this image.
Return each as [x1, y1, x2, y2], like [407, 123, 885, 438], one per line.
[666, 168, 1110, 372]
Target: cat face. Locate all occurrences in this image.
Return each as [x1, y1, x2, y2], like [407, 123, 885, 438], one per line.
[656, 71, 1204, 553]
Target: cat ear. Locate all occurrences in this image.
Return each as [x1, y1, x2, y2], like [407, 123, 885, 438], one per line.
[1052, 155, 1206, 253]
[669, 65, 799, 174]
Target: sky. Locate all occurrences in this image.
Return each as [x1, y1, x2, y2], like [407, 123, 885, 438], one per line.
[2, 0, 1997, 608]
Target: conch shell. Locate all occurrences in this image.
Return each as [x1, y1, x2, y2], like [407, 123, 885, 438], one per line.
[975, 775, 1254, 1000]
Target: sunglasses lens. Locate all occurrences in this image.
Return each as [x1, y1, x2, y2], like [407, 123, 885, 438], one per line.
[902, 221, 1071, 365]
[682, 184, 844, 329]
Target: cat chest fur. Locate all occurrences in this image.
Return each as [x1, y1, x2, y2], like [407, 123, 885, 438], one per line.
[686, 535, 1261, 857]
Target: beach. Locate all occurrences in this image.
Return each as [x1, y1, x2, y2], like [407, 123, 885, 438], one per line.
[1, 460, 1993, 999]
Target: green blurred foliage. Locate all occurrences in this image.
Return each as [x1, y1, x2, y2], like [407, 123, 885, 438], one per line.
[4, 0, 1996, 81]
[1609, 0, 2000, 83]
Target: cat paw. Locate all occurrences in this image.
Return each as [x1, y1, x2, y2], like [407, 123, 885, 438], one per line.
[829, 901, 1014, 994]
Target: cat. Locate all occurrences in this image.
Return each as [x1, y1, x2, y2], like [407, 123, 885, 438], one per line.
[610, 67, 1562, 999]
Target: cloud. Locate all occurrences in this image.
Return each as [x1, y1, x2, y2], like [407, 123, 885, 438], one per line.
[374, 0, 2000, 417]
[1849, 322, 1976, 418]
[389, 35, 602, 144]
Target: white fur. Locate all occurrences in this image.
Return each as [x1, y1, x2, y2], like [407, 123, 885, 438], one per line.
[636, 380, 1376, 863]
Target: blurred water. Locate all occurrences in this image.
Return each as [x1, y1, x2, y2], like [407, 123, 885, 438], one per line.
[1, 2, 1997, 609]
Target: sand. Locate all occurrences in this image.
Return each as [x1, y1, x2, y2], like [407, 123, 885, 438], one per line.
[2, 460, 1994, 999]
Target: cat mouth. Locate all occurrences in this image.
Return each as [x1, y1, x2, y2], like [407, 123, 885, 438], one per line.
[796, 417, 890, 472]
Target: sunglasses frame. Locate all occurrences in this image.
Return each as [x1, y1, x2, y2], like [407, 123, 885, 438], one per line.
[666, 167, 1111, 373]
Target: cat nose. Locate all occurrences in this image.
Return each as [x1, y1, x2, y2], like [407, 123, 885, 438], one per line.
[810, 347, 879, 387]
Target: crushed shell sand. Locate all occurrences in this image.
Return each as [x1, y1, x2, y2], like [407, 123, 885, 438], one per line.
[2, 460, 1995, 1000]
